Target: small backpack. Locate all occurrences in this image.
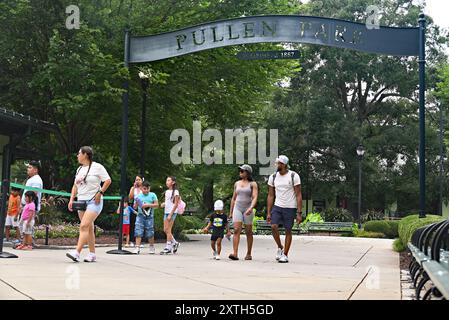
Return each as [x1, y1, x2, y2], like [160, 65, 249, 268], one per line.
[177, 198, 186, 215]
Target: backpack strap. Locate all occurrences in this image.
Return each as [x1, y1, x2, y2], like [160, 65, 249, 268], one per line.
[271, 172, 278, 185]
[291, 171, 295, 188]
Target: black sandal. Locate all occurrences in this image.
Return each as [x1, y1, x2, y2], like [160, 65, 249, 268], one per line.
[228, 254, 239, 260]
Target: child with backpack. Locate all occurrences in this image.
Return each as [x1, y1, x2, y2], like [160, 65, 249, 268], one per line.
[160, 176, 186, 254]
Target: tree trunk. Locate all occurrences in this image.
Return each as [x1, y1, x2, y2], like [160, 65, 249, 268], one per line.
[202, 179, 214, 214]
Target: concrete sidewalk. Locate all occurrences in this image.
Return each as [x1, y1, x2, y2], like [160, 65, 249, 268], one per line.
[0, 235, 400, 300]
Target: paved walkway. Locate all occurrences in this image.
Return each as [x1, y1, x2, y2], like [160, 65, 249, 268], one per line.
[0, 235, 400, 300]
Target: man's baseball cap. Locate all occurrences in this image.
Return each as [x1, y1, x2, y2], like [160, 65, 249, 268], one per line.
[25, 160, 41, 170]
[214, 200, 224, 211]
[275, 155, 289, 165]
[238, 164, 253, 174]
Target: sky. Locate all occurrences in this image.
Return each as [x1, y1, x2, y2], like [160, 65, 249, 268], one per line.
[424, 0, 449, 31]
[298, 0, 449, 32]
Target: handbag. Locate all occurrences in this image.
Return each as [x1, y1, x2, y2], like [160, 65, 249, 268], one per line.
[72, 166, 96, 211]
[72, 200, 88, 211]
[72, 194, 97, 211]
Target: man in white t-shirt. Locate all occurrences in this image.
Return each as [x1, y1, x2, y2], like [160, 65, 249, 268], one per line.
[21, 160, 43, 214]
[267, 155, 302, 263]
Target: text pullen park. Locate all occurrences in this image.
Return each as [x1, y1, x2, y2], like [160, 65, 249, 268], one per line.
[129, 15, 419, 63]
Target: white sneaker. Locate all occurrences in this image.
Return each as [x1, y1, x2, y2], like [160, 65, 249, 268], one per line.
[278, 254, 289, 263]
[160, 247, 172, 255]
[215, 255, 221, 260]
[172, 241, 179, 253]
[84, 252, 97, 263]
[133, 247, 140, 255]
[213, 250, 217, 259]
[276, 248, 284, 261]
[66, 250, 80, 262]
[149, 245, 155, 255]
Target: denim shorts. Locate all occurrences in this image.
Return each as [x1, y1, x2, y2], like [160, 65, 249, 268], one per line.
[164, 212, 178, 221]
[78, 199, 103, 215]
[135, 214, 154, 238]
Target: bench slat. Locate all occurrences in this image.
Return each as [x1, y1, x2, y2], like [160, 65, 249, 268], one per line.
[422, 260, 449, 299]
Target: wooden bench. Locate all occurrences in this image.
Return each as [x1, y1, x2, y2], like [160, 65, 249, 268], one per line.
[306, 222, 354, 235]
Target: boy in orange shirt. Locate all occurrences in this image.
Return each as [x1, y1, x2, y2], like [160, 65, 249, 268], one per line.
[5, 187, 21, 243]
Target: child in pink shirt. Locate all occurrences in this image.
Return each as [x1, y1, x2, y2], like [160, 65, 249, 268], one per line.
[16, 191, 37, 250]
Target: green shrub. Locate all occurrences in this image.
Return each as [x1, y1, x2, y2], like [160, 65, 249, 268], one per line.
[303, 212, 324, 224]
[363, 220, 399, 239]
[182, 215, 204, 230]
[397, 214, 445, 250]
[253, 215, 265, 232]
[393, 238, 407, 252]
[9, 223, 104, 239]
[151, 209, 188, 240]
[323, 208, 354, 222]
[354, 230, 385, 238]
[361, 209, 385, 223]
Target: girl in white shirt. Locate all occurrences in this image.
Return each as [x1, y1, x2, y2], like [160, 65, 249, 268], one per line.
[160, 176, 180, 254]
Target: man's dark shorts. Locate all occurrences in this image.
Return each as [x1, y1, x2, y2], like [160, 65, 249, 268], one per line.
[271, 205, 296, 231]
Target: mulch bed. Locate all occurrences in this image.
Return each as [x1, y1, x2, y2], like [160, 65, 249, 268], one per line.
[35, 235, 119, 246]
[400, 249, 412, 270]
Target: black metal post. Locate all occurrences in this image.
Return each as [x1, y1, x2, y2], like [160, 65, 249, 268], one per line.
[107, 29, 132, 255]
[140, 77, 149, 176]
[0, 140, 19, 258]
[0, 144, 18, 258]
[45, 226, 49, 246]
[358, 157, 362, 229]
[418, 13, 426, 218]
[305, 148, 309, 215]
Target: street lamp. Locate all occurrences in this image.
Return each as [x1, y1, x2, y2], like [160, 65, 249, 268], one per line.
[356, 145, 365, 229]
[138, 71, 150, 177]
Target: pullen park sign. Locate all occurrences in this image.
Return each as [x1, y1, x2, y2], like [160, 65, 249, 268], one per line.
[129, 15, 419, 62]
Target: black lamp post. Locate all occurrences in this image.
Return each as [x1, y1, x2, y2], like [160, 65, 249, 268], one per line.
[138, 71, 149, 177]
[356, 145, 365, 228]
[438, 102, 445, 216]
